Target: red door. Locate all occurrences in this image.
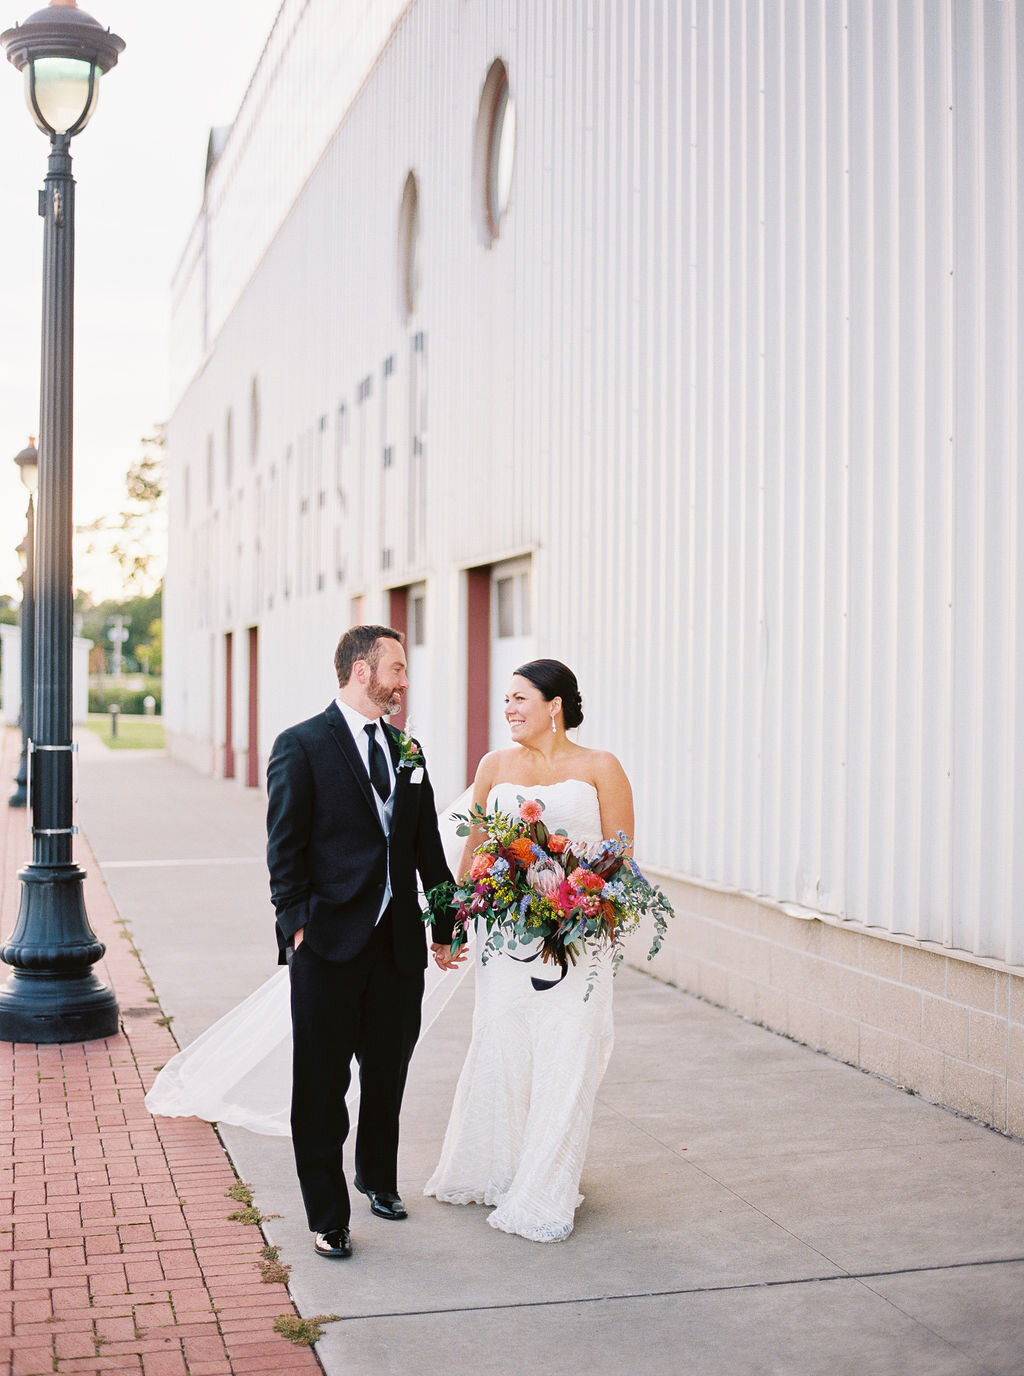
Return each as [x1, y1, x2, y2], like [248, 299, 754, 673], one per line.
[224, 631, 235, 780]
[388, 587, 409, 732]
[465, 566, 490, 785]
[246, 626, 259, 788]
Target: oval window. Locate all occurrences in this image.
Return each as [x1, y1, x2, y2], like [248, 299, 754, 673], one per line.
[475, 59, 516, 244]
[397, 170, 420, 322]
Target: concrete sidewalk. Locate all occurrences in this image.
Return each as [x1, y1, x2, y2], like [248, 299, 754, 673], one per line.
[6, 724, 1024, 1376]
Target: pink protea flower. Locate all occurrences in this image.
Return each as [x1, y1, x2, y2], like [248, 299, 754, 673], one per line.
[527, 858, 565, 897]
[519, 799, 544, 824]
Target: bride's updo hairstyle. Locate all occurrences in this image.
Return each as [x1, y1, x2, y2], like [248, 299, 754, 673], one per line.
[514, 659, 585, 730]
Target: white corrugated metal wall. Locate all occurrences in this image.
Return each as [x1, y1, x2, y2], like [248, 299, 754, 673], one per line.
[165, 0, 1023, 966]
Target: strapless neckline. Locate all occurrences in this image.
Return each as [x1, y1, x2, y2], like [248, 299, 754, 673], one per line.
[487, 779, 603, 848]
[488, 778, 598, 798]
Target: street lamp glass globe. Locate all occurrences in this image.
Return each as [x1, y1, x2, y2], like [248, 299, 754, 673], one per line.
[14, 441, 38, 494]
[25, 53, 97, 134]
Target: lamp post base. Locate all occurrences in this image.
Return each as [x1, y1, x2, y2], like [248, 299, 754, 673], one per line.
[0, 863, 119, 1043]
[0, 969, 119, 1042]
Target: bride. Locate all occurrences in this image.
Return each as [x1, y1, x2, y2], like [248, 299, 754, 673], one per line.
[424, 658, 633, 1242]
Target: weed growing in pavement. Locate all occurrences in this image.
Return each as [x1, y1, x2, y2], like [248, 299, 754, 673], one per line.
[225, 1179, 279, 1226]
[273, 1314, 340, 1346]
[257, 1245, 291, 1284]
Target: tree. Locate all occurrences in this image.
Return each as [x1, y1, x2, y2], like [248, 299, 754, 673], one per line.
[0, 593, 19, 627]
[77, 586, 162, 675]
[136, 619, 162, 676]
[76, 428, 166, 594]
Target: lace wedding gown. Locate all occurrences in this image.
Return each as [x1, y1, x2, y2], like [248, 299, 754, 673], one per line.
[424, 779, 615, 1242]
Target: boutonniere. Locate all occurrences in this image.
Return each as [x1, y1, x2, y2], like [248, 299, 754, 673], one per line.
[397, 729, 425, 771]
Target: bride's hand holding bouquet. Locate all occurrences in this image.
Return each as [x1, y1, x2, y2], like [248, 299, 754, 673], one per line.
[425, 795, 673, 998]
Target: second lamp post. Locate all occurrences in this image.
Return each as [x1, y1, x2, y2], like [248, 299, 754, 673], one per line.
[8, 438, 37, 810]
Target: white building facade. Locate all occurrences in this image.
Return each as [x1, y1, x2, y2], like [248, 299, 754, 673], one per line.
[164, 0, 1024, 1134]
[0, 626, 92, 727]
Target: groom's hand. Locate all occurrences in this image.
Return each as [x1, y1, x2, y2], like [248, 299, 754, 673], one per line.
[292, 927, 304, 950]
[431, 941, 466, 970]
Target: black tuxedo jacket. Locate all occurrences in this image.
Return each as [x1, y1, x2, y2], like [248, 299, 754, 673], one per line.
[266, 702, 455, 971]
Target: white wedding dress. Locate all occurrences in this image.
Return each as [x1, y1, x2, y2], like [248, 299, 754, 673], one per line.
[144, 789, 474, 1135]
[424, 780, 615, 1242]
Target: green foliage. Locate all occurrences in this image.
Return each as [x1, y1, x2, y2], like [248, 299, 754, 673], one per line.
[82, 715, 165, 750]
[78, 586, 162, 676]
[87, 679, 162, 715]
[75, 430, 165, 593]
[0, 594, 18, 626]
[137, 619, 162, 675]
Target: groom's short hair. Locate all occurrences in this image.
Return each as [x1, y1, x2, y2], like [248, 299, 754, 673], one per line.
[335, 624, 405, 686]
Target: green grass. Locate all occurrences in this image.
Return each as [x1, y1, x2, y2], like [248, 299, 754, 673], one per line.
[83, 713, 165, 750]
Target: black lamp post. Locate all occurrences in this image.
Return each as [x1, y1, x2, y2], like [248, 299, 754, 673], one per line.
[9, 438, 38, 809]
[0, 0, 124, 1043]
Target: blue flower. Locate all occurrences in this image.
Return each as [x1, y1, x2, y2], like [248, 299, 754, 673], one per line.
[492, 857, 510, 877]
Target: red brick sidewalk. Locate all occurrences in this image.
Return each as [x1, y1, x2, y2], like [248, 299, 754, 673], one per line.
[0, 728, 321, 1376]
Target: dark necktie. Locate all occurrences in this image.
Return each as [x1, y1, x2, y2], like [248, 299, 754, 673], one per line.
[364, 723, 391, 802]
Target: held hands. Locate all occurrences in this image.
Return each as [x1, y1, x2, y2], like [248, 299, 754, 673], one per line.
[296, 925, 463, 966]
[431, 940, 468, 970]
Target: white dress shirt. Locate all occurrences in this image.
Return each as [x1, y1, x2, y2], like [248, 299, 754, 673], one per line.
[335, 697, 395, 920]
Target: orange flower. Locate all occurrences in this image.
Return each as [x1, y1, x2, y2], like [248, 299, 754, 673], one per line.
[547, 834, 568, 854]
[470, 853, 495, 880]
[506, 837, 536, 866]
[573, 869, 605, 893]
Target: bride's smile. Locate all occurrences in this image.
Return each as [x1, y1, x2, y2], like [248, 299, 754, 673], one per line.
[504, 677, 562, 742]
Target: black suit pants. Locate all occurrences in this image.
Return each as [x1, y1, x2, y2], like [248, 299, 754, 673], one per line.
[288, 910, 425, 1232]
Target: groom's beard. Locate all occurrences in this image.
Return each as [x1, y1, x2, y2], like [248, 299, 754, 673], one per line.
[367, 669, 402, 716]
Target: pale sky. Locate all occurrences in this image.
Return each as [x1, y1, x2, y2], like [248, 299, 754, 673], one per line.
[0, 0, 282, 604]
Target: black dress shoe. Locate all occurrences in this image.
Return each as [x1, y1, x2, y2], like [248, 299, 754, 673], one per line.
[313, 1227, 352, 1258]
[354, 1180, 408, 1221]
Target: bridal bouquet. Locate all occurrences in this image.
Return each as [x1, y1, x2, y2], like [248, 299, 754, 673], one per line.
[425, 796, 674, 998]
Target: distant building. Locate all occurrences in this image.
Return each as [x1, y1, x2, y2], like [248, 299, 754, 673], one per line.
[164, 0, 1024, 1134]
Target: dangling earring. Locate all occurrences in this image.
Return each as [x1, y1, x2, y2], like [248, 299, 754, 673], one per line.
[551, 715, 557, 734]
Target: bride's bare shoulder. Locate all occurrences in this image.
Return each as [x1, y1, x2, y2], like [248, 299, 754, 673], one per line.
[473, 748, 519, 792]
[574, 745, 629, 787]
[574, 746, 634, 834]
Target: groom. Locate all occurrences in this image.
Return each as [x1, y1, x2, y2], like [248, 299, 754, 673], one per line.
[266, 624, 461, 1259]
